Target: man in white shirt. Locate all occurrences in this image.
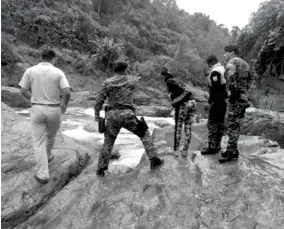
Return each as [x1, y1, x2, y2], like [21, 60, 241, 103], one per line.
[19, 49, 71, 184]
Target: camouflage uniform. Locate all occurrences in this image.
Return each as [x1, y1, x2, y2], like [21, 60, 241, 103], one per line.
[175, 101, 195, 156]
[95, 73, 160, 172]
[205, 63, 228, 153]
[225, 57, 254, 155]
[164, 74, 195, 157]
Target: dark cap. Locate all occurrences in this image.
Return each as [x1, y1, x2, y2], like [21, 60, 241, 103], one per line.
[161, 66, 168, 75]
[206, 55, 218, 65]
[224, 45, 238, 54]
[114, 61, 128, 72]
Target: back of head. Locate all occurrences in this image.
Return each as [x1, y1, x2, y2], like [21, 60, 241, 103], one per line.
[161, 66, 169, 76]
[114, 61, 128, 73]
[42, 49, 56, 61]
[206, 55, 218, 67]
[224, 45, 238, 55]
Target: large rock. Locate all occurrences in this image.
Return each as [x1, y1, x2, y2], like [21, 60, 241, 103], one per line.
[1, 87, 31, 108]
[133, 90, 151, 105]
[242, 108, 284, 148]
[1, 103, 90, 229]
[249, 78, 284, 112]
[3, 104, 284, 229]
[12, 133, 284, 229]
[136, 105, 171, 117]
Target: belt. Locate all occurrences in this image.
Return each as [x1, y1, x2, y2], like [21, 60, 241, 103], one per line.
[32, 103, 61, 107]
[106, 105, 135, 112]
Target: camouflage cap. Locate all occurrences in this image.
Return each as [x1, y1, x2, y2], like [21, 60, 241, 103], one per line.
[224, 45, 238, 54]
[114, 61, 128, 72]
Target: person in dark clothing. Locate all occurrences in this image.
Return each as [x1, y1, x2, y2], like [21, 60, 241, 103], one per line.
[95, 61, 164, 177]
[201, 55, 228, 155]
[161, 67, 196, 159]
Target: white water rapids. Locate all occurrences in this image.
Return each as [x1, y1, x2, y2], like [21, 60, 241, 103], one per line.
[15, 107, 175, 173]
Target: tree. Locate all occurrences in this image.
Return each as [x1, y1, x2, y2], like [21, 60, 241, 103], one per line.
[91, 37, 124, 72]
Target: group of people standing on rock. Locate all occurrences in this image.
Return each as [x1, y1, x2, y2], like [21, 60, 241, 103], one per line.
[19, 44, 254, 184]
[162, 45, 254, 163]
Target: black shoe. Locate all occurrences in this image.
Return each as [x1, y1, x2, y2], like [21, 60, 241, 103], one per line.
[96, 168, 106, 177]
[150, 158, 164, 170]
[218, 150, 239, 163]
[201, 147, 220, 155]
[34, 174, 48, 184]
[221, 149, 239, 158]
[110, 153, 120, 160]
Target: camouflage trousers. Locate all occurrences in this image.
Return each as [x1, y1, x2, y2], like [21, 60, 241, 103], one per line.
[207, 101, 227, 149]
[226, 98, 248, 152]
[97, 109, 157, 170]
[175, 102, 194, 156]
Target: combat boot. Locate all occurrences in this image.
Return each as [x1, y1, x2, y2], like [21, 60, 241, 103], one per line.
[201, 147, 220, 155]
[219, 150, 239, 163]
[221, 149, 239, 159]
[96, 169, 105, 177]
[96, 166, 108, 177]
[150, 157, 164, 170]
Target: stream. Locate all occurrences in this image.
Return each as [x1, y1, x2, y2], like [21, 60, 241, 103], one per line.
[15, 107, 175, 174]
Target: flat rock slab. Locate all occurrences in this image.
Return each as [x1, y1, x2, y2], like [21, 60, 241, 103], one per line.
[1, 103, 90, 229]
[12, 133, 284, 228]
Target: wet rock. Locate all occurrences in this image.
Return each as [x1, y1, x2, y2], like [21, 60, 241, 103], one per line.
[242, 108, 284, 147]
[13, 135, 284, 229]
[1, 87, 31, 108]
[3, 105, 284, 229]
[136, 105, 171, 117]
[1, 103, 90, 229]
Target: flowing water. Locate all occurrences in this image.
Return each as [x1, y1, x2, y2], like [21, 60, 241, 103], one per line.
[15, 107, 175, 173]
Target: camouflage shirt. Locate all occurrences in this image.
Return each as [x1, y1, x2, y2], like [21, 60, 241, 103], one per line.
[94, 74, 139, 117]
[225, 57, 254, 93]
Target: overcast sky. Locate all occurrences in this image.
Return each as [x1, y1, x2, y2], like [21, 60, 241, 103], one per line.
[176, 0, 267, 30]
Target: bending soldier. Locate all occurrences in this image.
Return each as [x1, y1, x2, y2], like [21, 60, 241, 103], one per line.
[161, 67, 196, 159]
[201, 55, 228, 155]
[95, 61, 164, 177]
[219, 45, 254, 163]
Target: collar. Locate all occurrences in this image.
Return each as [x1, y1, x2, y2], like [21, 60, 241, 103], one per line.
[38, 62, 53, 66]
[211, 62, 222, 69]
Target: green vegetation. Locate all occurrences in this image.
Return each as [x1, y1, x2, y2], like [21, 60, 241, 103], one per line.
[1, 0, 233, 88]
[237, 0, 284, 80]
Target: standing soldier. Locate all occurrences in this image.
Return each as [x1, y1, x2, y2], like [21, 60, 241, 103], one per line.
[95, 61, 164, 177]
[161, 67, 196, 159]
[219, 45, 254, 163]
[201, 55, 228, 155]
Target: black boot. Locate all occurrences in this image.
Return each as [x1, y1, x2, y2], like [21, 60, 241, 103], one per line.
[150, 157, 164, 170]
[201, 147, 220, 155]
[96, 168, 106, 177]
[219, 150, 239, 163]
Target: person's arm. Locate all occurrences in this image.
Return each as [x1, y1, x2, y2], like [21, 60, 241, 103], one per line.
[19, 68, 32, 100]
[59, 72, 71, 114]
[94, 82, 108, 121]
[20, 88, 32, 100]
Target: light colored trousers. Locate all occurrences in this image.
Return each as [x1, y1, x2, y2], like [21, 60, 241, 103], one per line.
[30, 105, 61, 180]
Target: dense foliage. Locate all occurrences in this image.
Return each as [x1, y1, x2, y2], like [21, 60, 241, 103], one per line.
[2, 0, 233, 87]
[237, 0, 284, 80]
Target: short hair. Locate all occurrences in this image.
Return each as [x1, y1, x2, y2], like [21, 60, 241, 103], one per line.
[161, 66, 168, 75]
[114, 61, 128, 72]
[224, 45, 238, 55]
[206, 55, 218, 65]
[42, 49, 56, 60]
